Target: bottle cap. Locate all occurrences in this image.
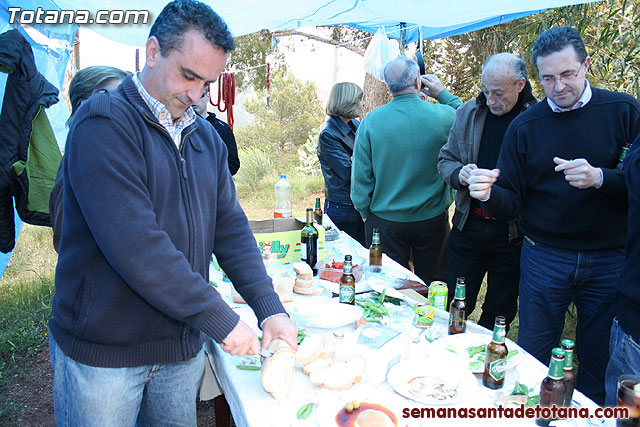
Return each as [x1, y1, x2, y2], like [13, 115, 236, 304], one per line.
[344, 254, 352, 261]
[551, 347, 566, 358]
[280, 174, 286, 179]
[494, 316, 506, 326]
[561, 339, 575, 349]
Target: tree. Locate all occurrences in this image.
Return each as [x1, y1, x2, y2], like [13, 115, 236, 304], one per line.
[227, 30, 286, 91]
[235, 69, 325, 154]
[438, 1, 640, 101]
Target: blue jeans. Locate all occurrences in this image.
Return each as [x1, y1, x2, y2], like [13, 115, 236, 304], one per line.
[325, 199, 366, 247]
[517, 236, 623, 406]
[49, 333, 204, 427]
[605, 318, 640, 406]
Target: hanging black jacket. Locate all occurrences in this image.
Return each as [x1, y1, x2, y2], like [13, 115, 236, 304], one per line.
[0, 29, 60, 252]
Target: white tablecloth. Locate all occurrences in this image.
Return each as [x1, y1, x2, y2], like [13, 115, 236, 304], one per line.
[204, 229, 613, 427]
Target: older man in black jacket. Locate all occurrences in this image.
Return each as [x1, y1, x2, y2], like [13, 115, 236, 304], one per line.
[438, 53, 536, 331]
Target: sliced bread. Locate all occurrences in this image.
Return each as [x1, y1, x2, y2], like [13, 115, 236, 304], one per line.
[293, 262, 313, 280]
[295, 334, 324, 366]
[308, 356, 366, 391]
[262, 347, 296, 400]
[302, 357, 333, 376]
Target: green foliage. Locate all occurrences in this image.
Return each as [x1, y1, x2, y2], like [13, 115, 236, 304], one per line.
[238, 69, 325, 153]
[0, 225, 56, 423]
[228, 30, 286, 91]
[422, 1, 640, 101]
[234, 146, 275, 194]
[297, 127, 322, 176]
[327, 25, 371, 50]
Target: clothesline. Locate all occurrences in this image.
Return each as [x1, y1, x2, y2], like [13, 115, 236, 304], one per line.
[229, 24, 419, 74]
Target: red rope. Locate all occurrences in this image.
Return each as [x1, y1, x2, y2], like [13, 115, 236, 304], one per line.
[266, 63, 270, 107]
[210, 72, 235, 129]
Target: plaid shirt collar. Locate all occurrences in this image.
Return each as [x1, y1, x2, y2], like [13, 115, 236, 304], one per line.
[133, 72, 196, 147]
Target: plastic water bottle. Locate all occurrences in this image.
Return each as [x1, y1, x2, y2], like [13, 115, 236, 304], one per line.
[274, 174, 292, 218]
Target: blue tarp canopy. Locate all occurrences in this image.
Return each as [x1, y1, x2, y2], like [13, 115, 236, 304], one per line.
[37, 0, 601, 46]
[0, 0, 598, 276]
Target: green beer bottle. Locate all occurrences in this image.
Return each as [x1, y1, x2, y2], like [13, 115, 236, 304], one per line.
[339, 255, 355, 305]
[313, 197, 323, 225]
[536, 348, 567, 426]
[369, 228, 382, 267]
[561, 339, 575, 407]
[448, 277, 466, 335]
[482, 316, 508, 389]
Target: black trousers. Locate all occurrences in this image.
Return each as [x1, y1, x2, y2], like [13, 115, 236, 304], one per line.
[446, 213, 522, 331]
[365, 211, 450, 285]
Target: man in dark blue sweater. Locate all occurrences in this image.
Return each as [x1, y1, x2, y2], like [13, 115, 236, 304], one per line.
[604, 134, 640, 406]
[468, 26, 640, 405]
[48, 1, 296, 425]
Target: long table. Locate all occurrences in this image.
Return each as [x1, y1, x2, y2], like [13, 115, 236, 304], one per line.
[203, 228, 612, 427]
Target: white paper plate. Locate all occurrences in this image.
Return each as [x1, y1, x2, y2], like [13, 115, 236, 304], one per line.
[428, 332, 522, 373]
[289, 302, 363, 328]
[387, 359, 478, 405]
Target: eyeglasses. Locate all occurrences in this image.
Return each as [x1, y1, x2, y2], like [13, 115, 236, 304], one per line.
[538, 62, 584, 86]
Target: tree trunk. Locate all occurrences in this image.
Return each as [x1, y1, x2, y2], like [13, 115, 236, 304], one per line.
[362, 72, 391, 116]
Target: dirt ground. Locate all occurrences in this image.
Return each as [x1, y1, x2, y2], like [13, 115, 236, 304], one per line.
[5, 348, 218, 426]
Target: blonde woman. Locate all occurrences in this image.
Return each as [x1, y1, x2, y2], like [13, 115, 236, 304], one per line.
[317, 82, 366, 246]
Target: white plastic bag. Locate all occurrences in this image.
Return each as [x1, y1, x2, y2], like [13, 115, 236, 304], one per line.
[363, 27, 400, 81]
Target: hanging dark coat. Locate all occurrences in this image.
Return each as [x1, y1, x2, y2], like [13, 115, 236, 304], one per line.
[0, 29, 61, 252]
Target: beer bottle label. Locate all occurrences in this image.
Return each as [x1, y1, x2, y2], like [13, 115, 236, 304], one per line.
[372, 233, 380, 244]
[455, 284, 466, 299]
[489, 359, 507, 381]
[492, 325, 506, 344]
[344, 262, 353, 274]
[448, 310, 465, 326]
[339, 285, 355, 303]
[564, 350, 573, 369]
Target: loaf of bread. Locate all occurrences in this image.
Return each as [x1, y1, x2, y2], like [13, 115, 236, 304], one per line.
[262, 340, 296, 400]
[232, 272, 295, 304]
[273, 273, 295, 303]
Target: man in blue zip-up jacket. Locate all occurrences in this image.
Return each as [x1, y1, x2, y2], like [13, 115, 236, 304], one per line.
[48, 1, 297, 425]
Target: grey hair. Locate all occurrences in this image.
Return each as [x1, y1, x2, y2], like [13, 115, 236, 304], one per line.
[67, 65, 128, 127]
[483, 53, 528, 82]
[532, 26, 587, 68]
[383, 56, 419, 96]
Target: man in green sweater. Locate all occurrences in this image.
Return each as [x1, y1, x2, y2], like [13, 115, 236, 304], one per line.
[351, 55, 461, 284]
